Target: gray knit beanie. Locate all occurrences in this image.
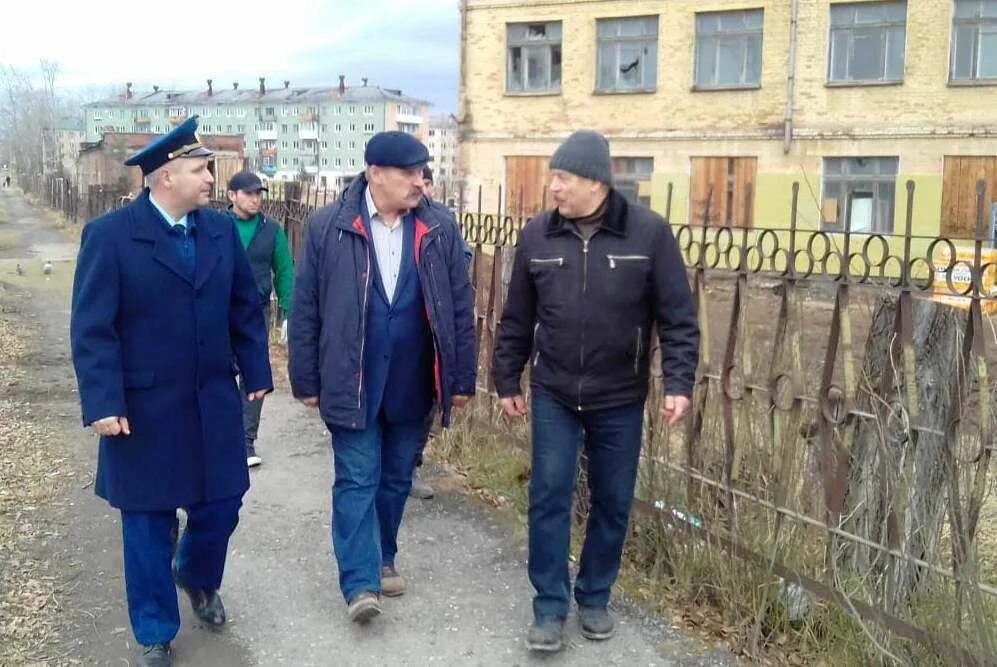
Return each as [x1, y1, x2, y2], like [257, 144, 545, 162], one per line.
[549, 130, 613, 185]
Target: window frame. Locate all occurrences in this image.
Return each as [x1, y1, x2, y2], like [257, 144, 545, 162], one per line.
[693, 8, 765, 91]
[821, 156, 899, 233]
[950, 0, 997, 84]
[612, 157, 654, 207]
[827, 1, 908, 86]
[595, 16, 659, 94]
[506, 21, 563, 95]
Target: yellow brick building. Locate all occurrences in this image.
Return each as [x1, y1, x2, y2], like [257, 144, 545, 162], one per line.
[458, 0, 997, 242]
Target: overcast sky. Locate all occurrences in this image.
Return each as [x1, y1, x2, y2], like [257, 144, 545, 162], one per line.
[1, 0, 460, 112]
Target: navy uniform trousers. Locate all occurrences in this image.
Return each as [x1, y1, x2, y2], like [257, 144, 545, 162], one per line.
[122, 497, 242, 645]
[328, 211, 435, 604]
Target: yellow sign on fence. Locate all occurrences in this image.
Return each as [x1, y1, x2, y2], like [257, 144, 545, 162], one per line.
[930, 246, 997, 314]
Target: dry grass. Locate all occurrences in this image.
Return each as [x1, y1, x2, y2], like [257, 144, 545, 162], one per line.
[430, 297, 997, 665]
[0, 299, 71, 664]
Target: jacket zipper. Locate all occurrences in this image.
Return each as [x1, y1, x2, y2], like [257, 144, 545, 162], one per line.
[608, 254, 650, 269]
[357, 240, 371, 409]
[634, 326, 642, 375]
[421, 234, 445, 403]
[532, 322, 541, 367]
[578, 238, 590, 411]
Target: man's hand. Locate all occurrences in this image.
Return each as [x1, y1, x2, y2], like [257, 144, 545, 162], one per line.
[247, 389, 270, 401]
[299, 396, 319, 408]
[452, 395, 471, 409]
[499, 395, 528, 418]
[660, 395, 691, 426]
[91, 416, 130, 436]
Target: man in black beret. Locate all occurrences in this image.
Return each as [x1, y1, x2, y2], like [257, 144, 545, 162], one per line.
[289, 131, 476, 623]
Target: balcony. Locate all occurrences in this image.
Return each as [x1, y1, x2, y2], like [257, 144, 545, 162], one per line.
[395, 113, 422, 125]
[134, 116, 151, 124]
[299, 124, 319, 140]
[258, 128, 278, 141]
[168, 115, 187, 125]
[299, 112, 317, 123]
[260, 147, 277, 158]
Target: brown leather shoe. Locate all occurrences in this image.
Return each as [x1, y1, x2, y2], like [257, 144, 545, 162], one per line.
[347, 592, 382, 624]
[380, 565, 406, 597]
[409, 470, 434, 499]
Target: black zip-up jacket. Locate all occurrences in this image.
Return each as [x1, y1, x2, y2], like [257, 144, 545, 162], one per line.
[492, 189, 699, 411]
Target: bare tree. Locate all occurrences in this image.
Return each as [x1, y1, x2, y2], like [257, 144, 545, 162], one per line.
[0, 60, 69, 179]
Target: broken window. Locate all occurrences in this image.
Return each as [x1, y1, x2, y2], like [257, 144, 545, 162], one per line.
[822, 157, 899, 233]
[951, 0, 997, 82]
[596, 16, 658, 92]
[694, 9, 764, 89]
[507, 22, 563, 93]
[828, 1, 907, 84]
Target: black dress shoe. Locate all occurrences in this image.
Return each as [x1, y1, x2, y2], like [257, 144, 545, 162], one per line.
[172, 564, 226, 627]
[139, 642, 172, 667]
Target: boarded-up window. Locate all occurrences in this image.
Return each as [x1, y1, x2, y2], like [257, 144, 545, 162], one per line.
[505, 156, 550, 219]
[941, 156, 997, 239]
[689, 156, 756, 226]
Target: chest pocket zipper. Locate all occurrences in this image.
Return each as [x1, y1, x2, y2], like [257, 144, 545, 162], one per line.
[608, 254, 650, 269]
[530, 257, 565, 266]
[532, 322, 541, 367]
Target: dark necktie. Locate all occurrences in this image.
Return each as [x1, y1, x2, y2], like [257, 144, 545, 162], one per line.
[170, 224, 196, 276]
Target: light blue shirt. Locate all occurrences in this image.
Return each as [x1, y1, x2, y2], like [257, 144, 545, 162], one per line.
[149, 193, 189, 231]
[365, 186, 406, 304]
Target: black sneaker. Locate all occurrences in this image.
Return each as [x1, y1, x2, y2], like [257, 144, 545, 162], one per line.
[578, 605, 615, 640]
[526, 617, 564, 652]
[246, 443, 262, 468]
[139, 642, 172, 667]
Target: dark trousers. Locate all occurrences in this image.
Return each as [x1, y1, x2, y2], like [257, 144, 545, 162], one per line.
[327, 414, 430, 603]
[238, 303, 270, 446]
[238, 373, 264, 445]
[414, 403, 438, 469]
[528, 391, 645, 621]
[120, 496, 242, 645]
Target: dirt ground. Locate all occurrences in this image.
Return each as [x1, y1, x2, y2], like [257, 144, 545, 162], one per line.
[0, 187, 736, 666]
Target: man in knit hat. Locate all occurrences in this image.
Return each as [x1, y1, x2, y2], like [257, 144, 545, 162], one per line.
[492, 130, 700, 652]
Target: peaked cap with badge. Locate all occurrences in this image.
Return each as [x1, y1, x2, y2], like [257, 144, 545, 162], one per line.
[124, 115, 213, 174]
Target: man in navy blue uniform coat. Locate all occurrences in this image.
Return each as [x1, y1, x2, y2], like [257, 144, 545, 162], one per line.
[289, 131, 476, 624]
[70, 116, 272, 667]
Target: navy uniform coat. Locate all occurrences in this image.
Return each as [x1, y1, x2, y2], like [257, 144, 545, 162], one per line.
[70, 191, 273, 512]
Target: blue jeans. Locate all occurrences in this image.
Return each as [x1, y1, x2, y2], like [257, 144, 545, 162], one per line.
[328, 415, 429, 603]
[121, 495, 242, 646]
[529, 391, 645, 621]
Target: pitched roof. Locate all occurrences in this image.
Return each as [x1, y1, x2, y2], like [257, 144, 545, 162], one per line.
[80, 132, 244, 155]
[85, 83, 429, 108]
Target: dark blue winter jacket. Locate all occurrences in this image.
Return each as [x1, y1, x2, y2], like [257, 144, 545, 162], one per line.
[289, 175, 476, 430]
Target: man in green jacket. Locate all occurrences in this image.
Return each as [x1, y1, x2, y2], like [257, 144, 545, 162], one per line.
[227, 170, 294, 468]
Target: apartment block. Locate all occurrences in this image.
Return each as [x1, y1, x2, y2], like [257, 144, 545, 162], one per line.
[84, 76, 431, 187]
